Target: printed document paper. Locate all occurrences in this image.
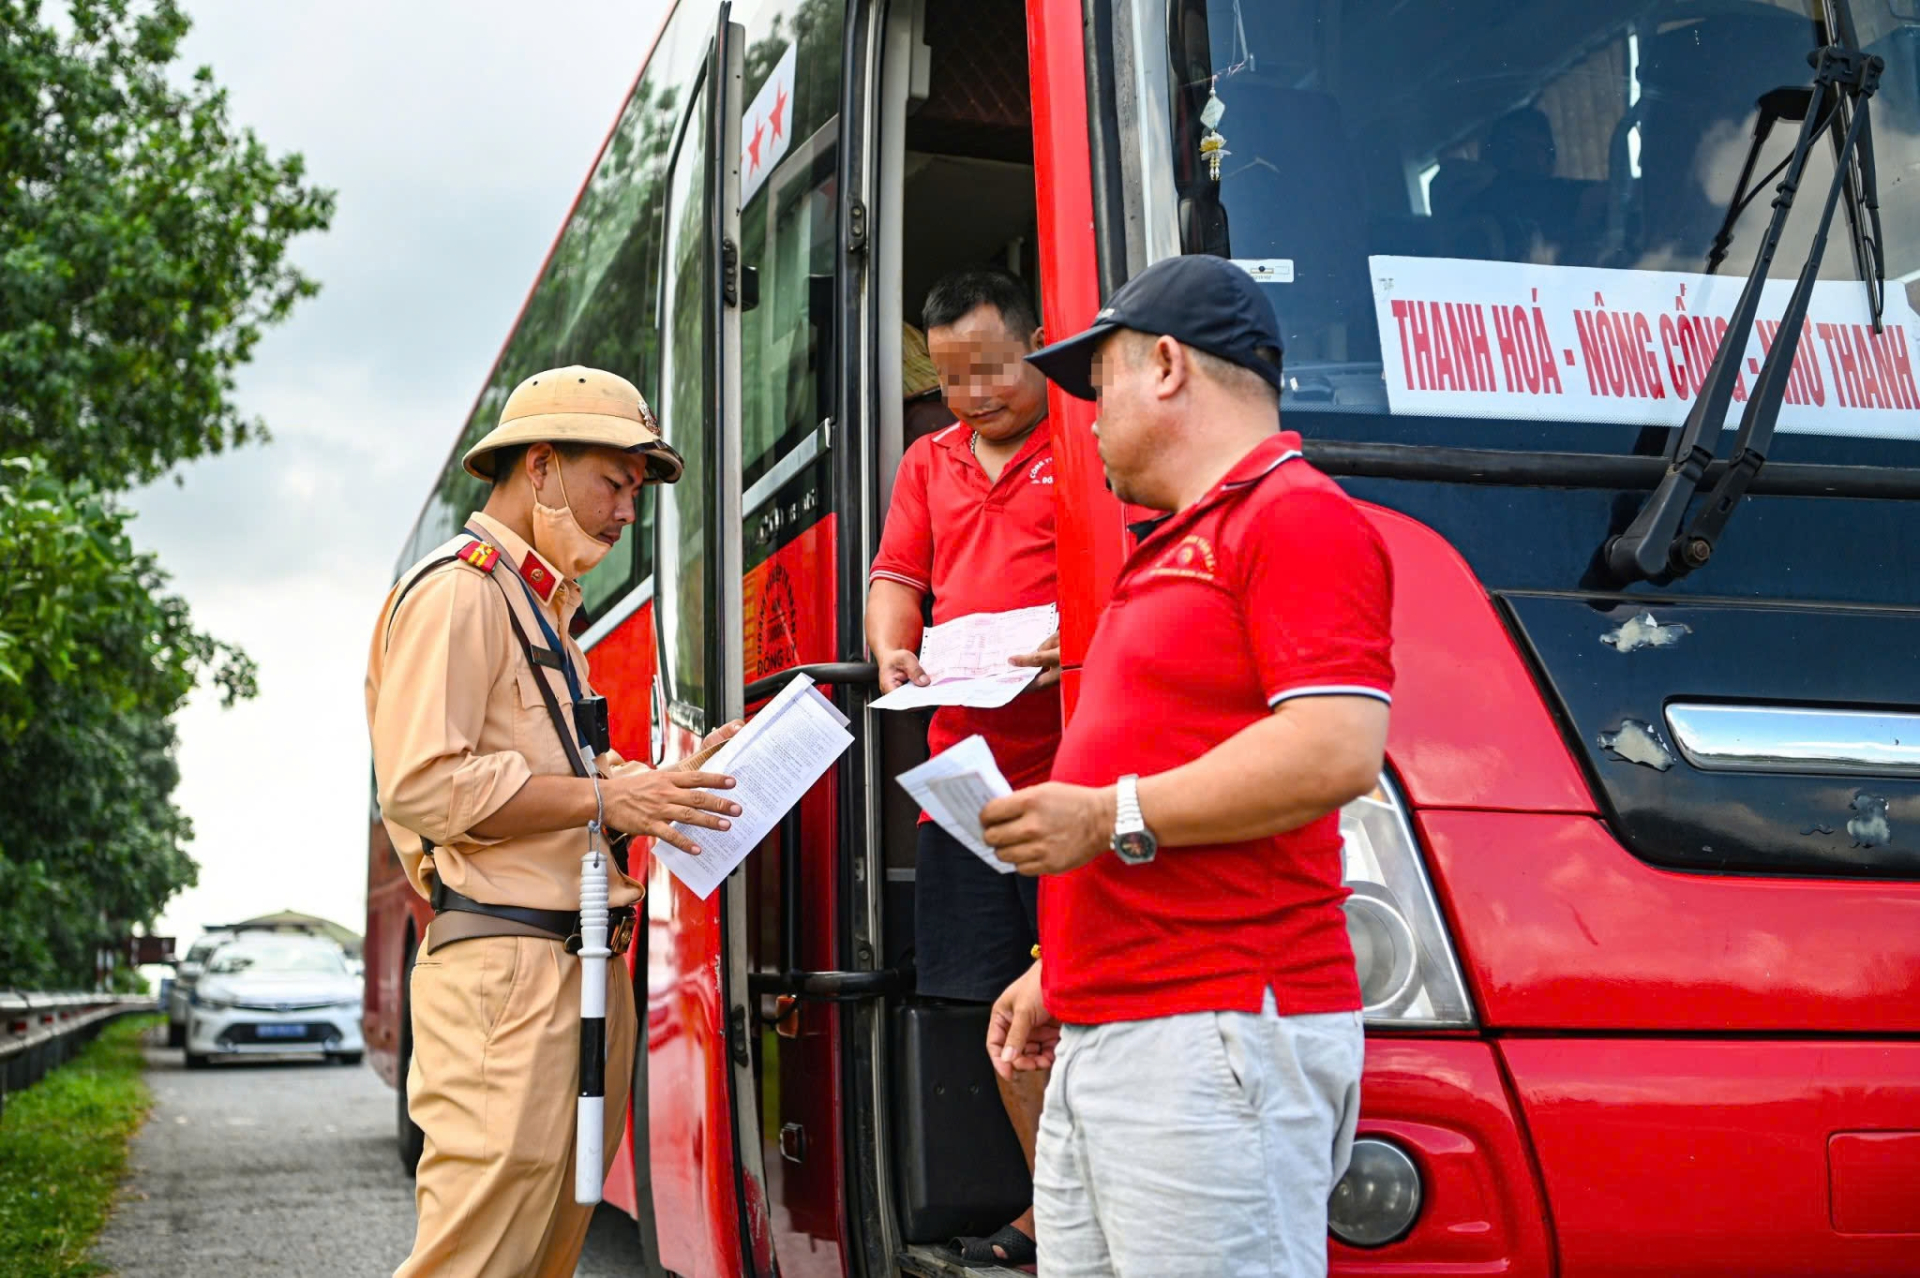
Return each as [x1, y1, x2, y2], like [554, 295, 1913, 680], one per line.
[896, 735, 1016, 874]
[655, 674, 853, 900]
[870, 604, 1058, 711]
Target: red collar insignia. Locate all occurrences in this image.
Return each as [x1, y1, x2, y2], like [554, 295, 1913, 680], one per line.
[519, 552, 558, 603]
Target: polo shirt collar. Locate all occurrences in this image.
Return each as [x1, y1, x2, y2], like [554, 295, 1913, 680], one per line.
[469, 511, 576, 613]
[1126, 431, 1307, 549]
[934, 416, 1052, 473]
[1218, 430, 1307, 490]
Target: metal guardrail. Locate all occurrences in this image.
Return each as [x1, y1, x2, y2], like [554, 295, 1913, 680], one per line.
[0, 990, 158, 1121]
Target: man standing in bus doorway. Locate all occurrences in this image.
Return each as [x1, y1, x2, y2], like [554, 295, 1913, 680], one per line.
[868, 267, 1063, 1267]
[982, 255, 1393, 1278]
[366, 366, 744, 1278]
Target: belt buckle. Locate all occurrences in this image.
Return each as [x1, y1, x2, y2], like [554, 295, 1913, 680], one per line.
[610, 911, 637, 957]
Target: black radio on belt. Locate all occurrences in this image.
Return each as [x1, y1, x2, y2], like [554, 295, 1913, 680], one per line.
[574, 694, 611, 757]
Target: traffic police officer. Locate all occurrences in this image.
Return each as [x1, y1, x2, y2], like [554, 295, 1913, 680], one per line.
[366, 366, 743, 1277]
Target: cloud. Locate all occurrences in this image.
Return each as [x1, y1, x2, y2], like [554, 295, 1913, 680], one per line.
[134, 0, 667, 941]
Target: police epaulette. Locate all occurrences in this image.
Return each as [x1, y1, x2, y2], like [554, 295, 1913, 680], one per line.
[382, 541, 500, 649]
[456, 540, 501, 573]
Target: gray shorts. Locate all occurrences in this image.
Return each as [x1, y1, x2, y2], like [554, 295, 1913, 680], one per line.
[1034, 992, 1364, 1278]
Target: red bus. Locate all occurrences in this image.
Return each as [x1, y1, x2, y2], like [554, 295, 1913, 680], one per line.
[367, 1, 1920, 1273]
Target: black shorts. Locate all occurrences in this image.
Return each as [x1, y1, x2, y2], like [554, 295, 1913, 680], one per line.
[913, 822, 1040, 1003]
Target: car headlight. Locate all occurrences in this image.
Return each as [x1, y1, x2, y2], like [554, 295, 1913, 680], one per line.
[190, 990, 233, 1010]
[334, 998, 363, 1011]
[1340, 774, 1474, 1027]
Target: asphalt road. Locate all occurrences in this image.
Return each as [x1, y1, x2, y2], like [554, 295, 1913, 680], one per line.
[92, 1026, 648, 1277]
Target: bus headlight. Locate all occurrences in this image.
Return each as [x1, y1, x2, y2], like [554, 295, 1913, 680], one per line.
[1340, 775, 1474, 1027]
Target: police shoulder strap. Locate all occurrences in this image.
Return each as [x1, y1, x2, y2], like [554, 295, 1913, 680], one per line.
[381, 534, 627, 874]
[456, 532, 633, 877]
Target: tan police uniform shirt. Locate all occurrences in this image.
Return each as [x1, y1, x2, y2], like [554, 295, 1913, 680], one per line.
[364, 510, 644, 912]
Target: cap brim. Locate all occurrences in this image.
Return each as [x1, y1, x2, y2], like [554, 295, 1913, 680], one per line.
[462, 412, 685, 482]
[1024, 321, 1122, 401]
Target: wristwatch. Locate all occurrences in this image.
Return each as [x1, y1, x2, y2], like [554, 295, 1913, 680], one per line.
[1110, 774, 1158, 865]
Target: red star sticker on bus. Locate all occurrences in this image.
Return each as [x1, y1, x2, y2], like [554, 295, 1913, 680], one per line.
[747, 118, 766, 173]
[770, 83, 788, 141]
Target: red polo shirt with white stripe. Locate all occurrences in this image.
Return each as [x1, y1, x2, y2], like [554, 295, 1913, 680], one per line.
[1041, 431, 1393, 1025]
[871, 420, 1062, 793]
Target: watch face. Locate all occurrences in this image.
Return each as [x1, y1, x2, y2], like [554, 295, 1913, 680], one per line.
[1113, 831, 1157, 864]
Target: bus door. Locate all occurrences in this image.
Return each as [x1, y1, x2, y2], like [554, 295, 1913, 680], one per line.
[659, 3, 880, 1274]
[725, 1, 882, 1274]
[650, 9, 764, 1277]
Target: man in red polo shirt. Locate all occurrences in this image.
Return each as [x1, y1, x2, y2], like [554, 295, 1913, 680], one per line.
[867, 266, 1062, 1267]
[981, 255, 1393, 1278]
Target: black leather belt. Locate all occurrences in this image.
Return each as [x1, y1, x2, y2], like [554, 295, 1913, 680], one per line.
[430, 880, 635, 955]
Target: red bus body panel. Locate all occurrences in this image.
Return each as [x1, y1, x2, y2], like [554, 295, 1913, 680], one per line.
[647, 715, 750, 1278]
[1504, 1039, 1920, 1275]
[1028, 0, 1121, 721]
[1362, 505, 1596, 815]
[1423, 810, 1920, 1033]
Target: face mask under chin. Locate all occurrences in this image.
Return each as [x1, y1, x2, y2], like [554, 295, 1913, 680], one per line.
[531, 463, 612, 581]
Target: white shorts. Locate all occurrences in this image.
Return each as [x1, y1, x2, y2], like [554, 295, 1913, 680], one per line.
[1034, 991, 1364, 1278]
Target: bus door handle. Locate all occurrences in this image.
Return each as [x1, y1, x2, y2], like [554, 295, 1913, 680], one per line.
[743, 661, 878, 706]
[747, 968, 913, 1004]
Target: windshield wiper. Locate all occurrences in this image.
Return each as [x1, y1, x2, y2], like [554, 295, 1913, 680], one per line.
[1603, 5, 1885, 585]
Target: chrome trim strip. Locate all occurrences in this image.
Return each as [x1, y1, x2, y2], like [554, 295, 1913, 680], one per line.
[1123, 0, 1180, 266]
[743, 425, 826, 517]
[579, 576, 656, 652]
[1664, 703, 1920, 776]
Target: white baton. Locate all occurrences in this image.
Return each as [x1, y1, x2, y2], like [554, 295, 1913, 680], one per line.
[575, 779, 611, 1205]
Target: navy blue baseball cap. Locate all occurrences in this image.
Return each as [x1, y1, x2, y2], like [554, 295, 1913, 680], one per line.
[1025, 255, 1285, 401]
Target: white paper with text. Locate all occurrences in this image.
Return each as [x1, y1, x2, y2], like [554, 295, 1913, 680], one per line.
[1369, 255, 1920, 439]
[654, 674, 852, 900]
[896, 735, 1016, 874]
[871, 604, 1058, 711]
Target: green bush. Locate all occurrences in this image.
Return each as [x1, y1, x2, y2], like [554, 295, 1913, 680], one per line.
[0, 1016, 158, 1277]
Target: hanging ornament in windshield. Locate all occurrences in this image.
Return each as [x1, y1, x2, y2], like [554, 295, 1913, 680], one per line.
[1200, 81, 1230, 182]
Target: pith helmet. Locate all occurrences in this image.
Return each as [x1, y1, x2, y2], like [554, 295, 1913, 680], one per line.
[461, 365, 685, 483]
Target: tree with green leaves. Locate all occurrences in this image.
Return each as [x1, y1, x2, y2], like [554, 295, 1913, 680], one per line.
[0, 0, 329, 988]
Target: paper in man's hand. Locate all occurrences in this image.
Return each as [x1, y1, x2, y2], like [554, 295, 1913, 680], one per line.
[652, 674, 853, 899]
[896, 735, 1016, 874]
[871, 604, 1059, 711]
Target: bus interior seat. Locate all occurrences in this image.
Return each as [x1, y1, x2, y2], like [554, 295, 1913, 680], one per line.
[879, 0, 1041, 1244]
[1611, 7, 1815, 267]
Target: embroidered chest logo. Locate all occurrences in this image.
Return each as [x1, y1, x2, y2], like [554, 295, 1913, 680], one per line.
[1146, 534, 1219, 583]
[1027, 456, 1055, 486]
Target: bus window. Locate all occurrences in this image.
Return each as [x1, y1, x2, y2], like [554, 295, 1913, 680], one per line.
[655, 76, 713, 734]
[388, 56, 690, 626]
[739, 0, 845, 496]
[1115, 0, 1920, 452]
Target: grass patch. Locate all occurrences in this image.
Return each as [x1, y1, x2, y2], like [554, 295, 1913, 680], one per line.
[0, 1016, 158, 1277]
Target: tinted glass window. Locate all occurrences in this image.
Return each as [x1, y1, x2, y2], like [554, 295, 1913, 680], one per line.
[1157, 0, 1920, 463]
[655, 77, 713, 731]
[738, 0, 845, 489]
[395, 55, 691, 614]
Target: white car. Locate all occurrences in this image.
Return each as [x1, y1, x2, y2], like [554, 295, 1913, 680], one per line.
[183, 935, 365, 1069]
[166, 933, 238, 1048]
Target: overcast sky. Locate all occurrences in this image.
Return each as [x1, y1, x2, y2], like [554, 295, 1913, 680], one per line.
[133, 0, 668, 948]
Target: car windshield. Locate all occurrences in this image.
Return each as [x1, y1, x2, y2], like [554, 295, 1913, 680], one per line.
[208, 942, 349, 976]
[1153, 0, 1920, 457]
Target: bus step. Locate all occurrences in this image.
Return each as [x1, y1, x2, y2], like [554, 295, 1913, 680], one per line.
[897, 1243, 1030, 1278]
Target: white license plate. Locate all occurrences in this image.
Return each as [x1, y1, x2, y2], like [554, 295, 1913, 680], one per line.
[255, 1023, 307, 1039]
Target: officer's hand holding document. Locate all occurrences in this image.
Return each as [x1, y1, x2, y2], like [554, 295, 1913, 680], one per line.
[897, 735, 1017, 874]
[655, 674, 852, 899]
[871, 604, 1058, 710]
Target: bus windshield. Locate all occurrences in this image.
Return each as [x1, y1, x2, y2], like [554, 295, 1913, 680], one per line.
[1143, 0, 1920, 458]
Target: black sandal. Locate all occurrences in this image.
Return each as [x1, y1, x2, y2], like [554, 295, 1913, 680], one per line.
[948, 1224, 1037, 1266]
